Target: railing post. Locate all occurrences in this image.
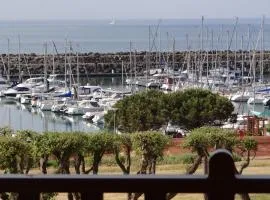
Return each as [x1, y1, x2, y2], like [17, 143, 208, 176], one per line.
[81, 192, 103, 200]
[18, 192, 40, 200]
[145, 192, 166, 200]
[207, 149, 235, 200]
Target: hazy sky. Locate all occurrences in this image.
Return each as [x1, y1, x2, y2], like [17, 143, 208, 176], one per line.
[1, 0, 270, 20]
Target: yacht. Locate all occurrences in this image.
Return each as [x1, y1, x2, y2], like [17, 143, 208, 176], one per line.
[4, 85, 31, 99]
[231, 91, 251, 102]
[4, 77, 45, 99]
[65, 100, 104, 115]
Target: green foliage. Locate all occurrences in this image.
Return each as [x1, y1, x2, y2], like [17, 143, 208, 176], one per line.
[15, 130, 39, 142]
[132, 131, 169, 159]
[184, 126, 237, 151]
[36, 132, 87, 159]
[86, 132, 115, 154]
[238, 136, 258, 155]
[166, 89, 234, 129]
[183, 127, 212, 156]
[241, 137, 258, 151]
[0, 127, 14, 137]
[105, 88, 233, 132]
[104, 90, 166, 132]
[0, 137, 33, 173]
[113, 134, 132, 154]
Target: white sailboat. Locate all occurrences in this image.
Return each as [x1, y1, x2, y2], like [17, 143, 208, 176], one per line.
[109, 17, 116, 25]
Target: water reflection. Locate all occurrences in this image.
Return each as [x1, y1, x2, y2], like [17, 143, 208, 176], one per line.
[0, 98, 100, 133]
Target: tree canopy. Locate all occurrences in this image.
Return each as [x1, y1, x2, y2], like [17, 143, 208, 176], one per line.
[104, 89, 166, 132]
[105, 88, 234, 131]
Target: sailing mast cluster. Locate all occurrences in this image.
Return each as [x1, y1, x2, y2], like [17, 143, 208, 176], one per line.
[127, 16, 269, 106]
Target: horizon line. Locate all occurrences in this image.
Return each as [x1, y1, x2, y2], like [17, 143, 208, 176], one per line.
[0, 17, 267, 21]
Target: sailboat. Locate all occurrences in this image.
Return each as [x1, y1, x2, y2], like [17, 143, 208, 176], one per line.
[109, 17, 116, 25]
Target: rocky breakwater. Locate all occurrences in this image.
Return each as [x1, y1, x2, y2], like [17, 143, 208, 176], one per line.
[0, 51, 269, 78]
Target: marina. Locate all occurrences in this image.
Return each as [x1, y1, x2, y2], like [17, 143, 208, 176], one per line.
[0, 17, 269, 134]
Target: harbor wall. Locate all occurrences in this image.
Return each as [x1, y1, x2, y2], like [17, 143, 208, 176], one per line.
[0, 51, 270, 79]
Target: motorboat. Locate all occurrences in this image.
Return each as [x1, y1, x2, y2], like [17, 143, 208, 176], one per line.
[231, 91, 251, 102]
[65, 100, 104, 115]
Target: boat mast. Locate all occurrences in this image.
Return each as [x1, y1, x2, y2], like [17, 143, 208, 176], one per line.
[52, 50, 55, 76]
[234, 17, 238, 71]
[166, 32, 169, 77]
[241, 35, 244, 87]
[172, 37, 175, 75]
[186, 34, 190, 75]
[64, 39, 67, 90]
[206, 27, 209, 83]
[211, 30, 215, 85]
[200, 16, 204, 84]
[134, 49, 137, 83]
[44, 42, 48, 91]
[147, 25, 151, 81]
[159, 26, 161, 68]
[121, 60, 124, 97]
[69, 42, 72, 89]
[18, 35, 21, 83]
[76, 51, 79, 91]
[260, 15, 265, 83]
[226, 30, 229, 85]
[248, 25, 251, 77]
[7, 38, 10, 83]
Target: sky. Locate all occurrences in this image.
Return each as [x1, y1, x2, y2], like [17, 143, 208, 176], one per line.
[1, 0, 270, 20]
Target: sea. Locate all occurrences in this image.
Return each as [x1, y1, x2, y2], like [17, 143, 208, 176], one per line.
[0, 18, 268, 132]
[0, 18, 269, 54]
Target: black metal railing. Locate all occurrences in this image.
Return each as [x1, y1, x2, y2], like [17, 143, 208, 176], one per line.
[1, 149, 270, 200]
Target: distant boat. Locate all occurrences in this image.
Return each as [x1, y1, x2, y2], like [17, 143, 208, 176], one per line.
[109, 18, 116, 25]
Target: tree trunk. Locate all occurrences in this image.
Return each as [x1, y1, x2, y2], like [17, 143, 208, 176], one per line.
[115, 149, 129, 174]
[40, 155, 48, 174]
[74, 154, 83, 174]
[81, 156, 86, 173]
[187, 156, 203, 174]
[93, 161, 99, 175]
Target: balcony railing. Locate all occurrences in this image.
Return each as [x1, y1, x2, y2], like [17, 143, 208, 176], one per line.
[1, 149, 270, 200]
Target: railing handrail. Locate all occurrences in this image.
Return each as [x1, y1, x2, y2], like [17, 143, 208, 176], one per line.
[1, 149, 270, 200]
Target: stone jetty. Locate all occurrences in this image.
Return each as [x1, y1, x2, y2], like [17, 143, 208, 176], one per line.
[0, 51, 269, 78]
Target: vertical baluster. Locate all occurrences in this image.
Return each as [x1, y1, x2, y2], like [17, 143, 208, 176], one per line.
[207, 149, 235, 200]
[81, 192, 103, 200]
[18, 192, 40, 200]
[144, 192, 166, 200]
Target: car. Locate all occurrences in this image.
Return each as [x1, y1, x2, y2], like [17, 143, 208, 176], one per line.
[165, 124, 188, 138]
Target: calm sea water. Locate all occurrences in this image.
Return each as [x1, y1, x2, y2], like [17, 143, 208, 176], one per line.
[0, 18, 269, 54]
[0, 77, 127, 133]
[0, 100, 101, 133]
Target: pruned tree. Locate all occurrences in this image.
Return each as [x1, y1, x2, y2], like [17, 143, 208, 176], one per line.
[167, 126, 257, 200]
[84, 132, 115, 174]
[36, 132, 87, 200]
[131, 131, 169, 200]
[114, 134, 132, 175]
